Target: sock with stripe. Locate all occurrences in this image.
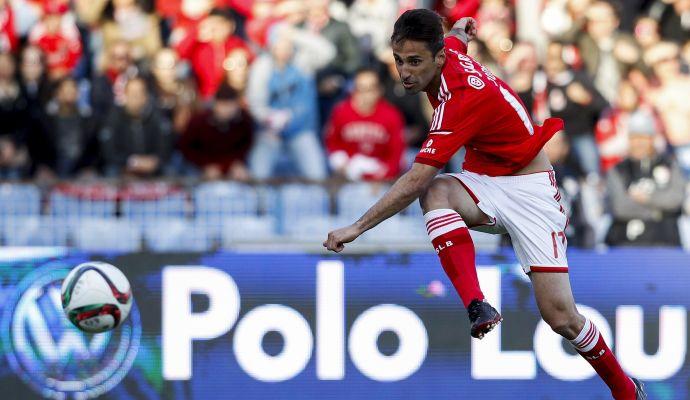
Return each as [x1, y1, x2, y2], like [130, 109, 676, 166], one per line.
[570, 319, 636, 399]
[424, 208, 484, 308]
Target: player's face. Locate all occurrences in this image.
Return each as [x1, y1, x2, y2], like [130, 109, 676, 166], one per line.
[392, 40, 444, 94]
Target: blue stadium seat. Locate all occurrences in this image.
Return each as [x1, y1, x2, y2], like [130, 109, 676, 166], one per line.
[2, 216, 69, 247]
[280, 184, 330, 217]
[337, 183, 390, 220]
[48, 191, 116, 219]
[121, 192, 188, 227]
[283, 215, 349, 243]
[194, 182, 261, 239]
[72, 218, 141, 251]
[221, 216, 278, 247]
[679, 216, 690, 251]
[0, 184, 41, 221]
[143, 218, 211, 252]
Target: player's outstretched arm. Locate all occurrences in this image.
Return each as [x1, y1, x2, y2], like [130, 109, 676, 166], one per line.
[447, 17, 477, 46]
[323, 163, 439, 253]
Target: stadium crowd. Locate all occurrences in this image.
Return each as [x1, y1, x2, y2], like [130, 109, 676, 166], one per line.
[0, 0, 689, 247]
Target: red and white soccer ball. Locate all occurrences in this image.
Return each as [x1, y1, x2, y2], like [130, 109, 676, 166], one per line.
[61, 261, 133, 333]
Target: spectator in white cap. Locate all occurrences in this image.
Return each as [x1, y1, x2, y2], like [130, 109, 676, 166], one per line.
[605, 109, 686, 246]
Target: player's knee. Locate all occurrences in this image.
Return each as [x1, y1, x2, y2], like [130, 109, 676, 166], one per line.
[545, 310, 584, 338]
[420, 177, 453, 212]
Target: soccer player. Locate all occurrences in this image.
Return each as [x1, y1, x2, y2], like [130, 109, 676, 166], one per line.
[323, 9, 646, 400]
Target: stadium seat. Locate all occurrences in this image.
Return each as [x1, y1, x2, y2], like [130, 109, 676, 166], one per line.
[121, 191, 188, 227]
[221, 216, 278, 247]
[72, 218, 142, 251]
[194, 182, 261, 239]
[2, 216, 69, 247]
[278, 184, 330, 235]
[282, 215, 349, 243]
[0, 184, 41, 221]
[143, 218, 211, 252]
[337, 183, 390, 220]
[679, 216, 690, 251]
[48, 189, 117, 219]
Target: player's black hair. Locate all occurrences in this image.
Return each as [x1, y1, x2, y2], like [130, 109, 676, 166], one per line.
[391, 9, 445, 55]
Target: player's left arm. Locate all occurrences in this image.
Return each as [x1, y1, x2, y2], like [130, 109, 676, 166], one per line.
[323, 162, 439, 252]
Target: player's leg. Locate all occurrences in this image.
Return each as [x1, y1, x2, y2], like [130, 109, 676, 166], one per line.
[419, 175, 502, 339]
[531, 272, 639, 400]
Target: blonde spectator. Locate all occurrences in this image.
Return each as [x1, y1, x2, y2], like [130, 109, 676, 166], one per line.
[101, 0, 162, 62]
[644, 41, 690, 175]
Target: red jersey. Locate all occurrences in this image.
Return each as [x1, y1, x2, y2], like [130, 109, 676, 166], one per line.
[414, 36, 563, 176]
[326, 98, 404, 180]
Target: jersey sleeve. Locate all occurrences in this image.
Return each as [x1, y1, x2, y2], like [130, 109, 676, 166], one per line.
[444, 36, 468, 55]
[414, 92, 482, 168]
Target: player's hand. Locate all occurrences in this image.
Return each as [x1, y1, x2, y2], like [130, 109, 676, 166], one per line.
[450, 17, 478, 45]
[323, 224, 362, 253]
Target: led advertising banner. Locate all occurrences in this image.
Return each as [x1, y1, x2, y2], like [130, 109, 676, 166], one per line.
[0, 248, 688, 399]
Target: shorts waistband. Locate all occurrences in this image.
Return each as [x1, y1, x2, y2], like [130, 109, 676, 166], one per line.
[462, 169, 554, 184]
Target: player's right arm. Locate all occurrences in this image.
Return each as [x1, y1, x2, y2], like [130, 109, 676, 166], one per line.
[323, 162, 439, 253]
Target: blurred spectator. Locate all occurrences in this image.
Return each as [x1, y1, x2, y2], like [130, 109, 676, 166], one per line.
[605, 110, 686, 246]
[436, 0, 480, 26]
[90, 40, 138, 115]
[176, 8, 251, 100]
[39, 77, 97, 178]
[683, 39, 690, 65]
[247, 23, 335, 180]
[306, 0, 362, 123]
[634, 16, 662, 51]
[325, 68, 404, 181]
[595, 80, 650, 172]
[545, 41, 608, 177]
[543, 130, 590, 245]
[0, 0, 18, 53]
[348, 0, 397, 58]
[645, 41, 690, 175]
[101, 0, 162, 62]
[19, 46, 49, 110]
[503, 42, 540, 119]
[179, 85, 253, 181]
[28, 1, 82, 80]
[99, 77, 172, 177]
[149, 48, 196, 134]
[576, 1, 641, 103]
[0, 52, 29, 179]
[656, 0, 690, 43]
[222, 47, 251, 100]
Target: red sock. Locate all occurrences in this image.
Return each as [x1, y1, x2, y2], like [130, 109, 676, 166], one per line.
[570, 319, 635, 400]
[425, 209, 484, 308]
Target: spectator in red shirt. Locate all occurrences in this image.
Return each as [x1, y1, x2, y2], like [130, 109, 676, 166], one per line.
[176, 8, 251, 100]
[0, 0, 17, 53]
[28, 2, 81, 80]
[325, 68, 404, 181]
[179, 84, 253, 181]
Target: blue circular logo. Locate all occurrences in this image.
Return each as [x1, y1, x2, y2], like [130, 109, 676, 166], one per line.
[1, 263, 141, 399]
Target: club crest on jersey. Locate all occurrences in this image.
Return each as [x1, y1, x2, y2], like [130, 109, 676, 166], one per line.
[468, 76, 485, 90]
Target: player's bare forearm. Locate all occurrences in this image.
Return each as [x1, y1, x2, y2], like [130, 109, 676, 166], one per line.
[323, 163, 439, 252]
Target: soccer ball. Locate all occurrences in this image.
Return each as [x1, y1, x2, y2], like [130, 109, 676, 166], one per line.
[61, 261, 133, 333]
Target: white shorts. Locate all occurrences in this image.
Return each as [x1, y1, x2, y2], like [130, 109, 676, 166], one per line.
[447, 170, 569, 274]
